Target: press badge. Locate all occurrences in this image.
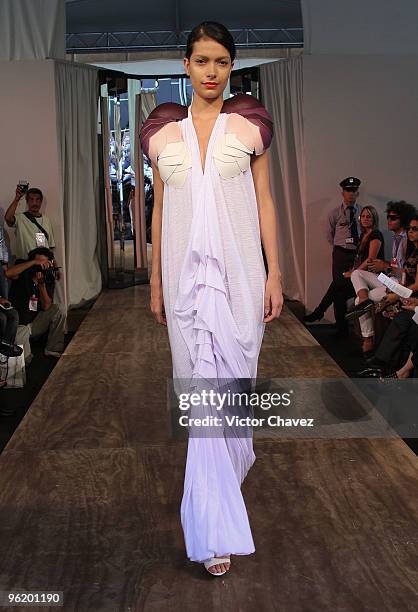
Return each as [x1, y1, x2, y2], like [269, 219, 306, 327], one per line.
[345, 237, 354, 244]
[29, 295, 38, 311]
[35, 232, 46, 247]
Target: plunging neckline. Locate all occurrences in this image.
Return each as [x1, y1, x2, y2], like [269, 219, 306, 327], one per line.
[188, 106, 222, 176]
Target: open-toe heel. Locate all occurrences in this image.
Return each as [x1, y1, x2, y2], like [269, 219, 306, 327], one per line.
[204, 556, 231, 576]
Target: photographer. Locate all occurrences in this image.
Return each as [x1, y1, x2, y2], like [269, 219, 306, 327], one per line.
[5, 184, 56, 260]
[5, 247, 65, 360]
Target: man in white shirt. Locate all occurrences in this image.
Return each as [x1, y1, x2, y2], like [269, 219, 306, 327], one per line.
[5, 186, 56, 260]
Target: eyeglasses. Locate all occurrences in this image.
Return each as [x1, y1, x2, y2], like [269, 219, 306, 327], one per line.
[387, 214, 400, 220]
[406, 226, 418, 232]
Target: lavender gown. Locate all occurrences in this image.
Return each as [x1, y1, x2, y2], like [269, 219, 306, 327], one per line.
[140, 94, 273, 562]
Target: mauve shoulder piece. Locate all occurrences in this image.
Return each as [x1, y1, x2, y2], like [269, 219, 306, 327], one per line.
[140, 102, 188, 160]
[222, 93, 274, 151]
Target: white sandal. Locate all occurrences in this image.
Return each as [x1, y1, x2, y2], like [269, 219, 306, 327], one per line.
[204, 556, 231, 576]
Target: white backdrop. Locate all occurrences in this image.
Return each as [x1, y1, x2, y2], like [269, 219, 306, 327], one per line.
[0, 0, 65, 61]
[302, 0, 418, 55]
[303, 54, 418, 317]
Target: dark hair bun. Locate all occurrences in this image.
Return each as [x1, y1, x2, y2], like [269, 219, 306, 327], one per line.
[185, 22, 236, 62]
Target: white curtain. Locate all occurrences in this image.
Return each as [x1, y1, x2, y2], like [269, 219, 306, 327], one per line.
[55, 61, 102, 307]
[301, 0, 418, 55]
[0, 0, 65, 60]
[260, 57, 306, 302]
[140, 92, 157, 123]
[127, 80, 157, 158]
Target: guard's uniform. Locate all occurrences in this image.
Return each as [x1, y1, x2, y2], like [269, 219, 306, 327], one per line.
[327, 177, 362, 281]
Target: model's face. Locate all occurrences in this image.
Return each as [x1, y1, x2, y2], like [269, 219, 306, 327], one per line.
[184, 37, 233, 101]
[27, 194, 43, 215]
[360, 209, 373, 229]
[342, 189, 358, 205]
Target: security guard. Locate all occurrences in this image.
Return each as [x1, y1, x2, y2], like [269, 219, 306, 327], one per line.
[327, 177, 362, 280]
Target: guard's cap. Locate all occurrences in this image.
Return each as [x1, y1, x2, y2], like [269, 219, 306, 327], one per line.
[340, 176, 361, 189]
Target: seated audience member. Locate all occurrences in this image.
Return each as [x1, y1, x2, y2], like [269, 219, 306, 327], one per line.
[358, 297, 418, 378]
[5, 185, 56, 259]
[0, 289, 22, 389]
[357, 218, 418, 375]
[346, 201, 417, 354]
[405, 299, 418, 377]
[0, 207, 8, 298]
[370, 219, 418, 319]
[0, 295, 22, 359]
[304, 206, 383, 335]
[5, 247, 65, 360]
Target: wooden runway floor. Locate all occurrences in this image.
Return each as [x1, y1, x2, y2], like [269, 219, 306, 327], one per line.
[0, 286, 417, 611]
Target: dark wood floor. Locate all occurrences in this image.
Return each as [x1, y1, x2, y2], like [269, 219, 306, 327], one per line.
[0, 286, 417, 611]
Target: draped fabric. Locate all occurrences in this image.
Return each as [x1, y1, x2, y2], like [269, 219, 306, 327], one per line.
[55, 61, 102, 306]
[260, 58, 306, 302]
[178, 112, 259, 561]
[0, 0, 65, 61]
[141, 95, 272, 562]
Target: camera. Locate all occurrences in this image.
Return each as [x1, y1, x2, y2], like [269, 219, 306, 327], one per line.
[32, 264, 60, 283]
[18, 180, 29, 193]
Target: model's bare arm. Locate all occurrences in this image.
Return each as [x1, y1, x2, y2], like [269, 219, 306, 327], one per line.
[150, 163, 166, 326]
[251, 150, 283, 321]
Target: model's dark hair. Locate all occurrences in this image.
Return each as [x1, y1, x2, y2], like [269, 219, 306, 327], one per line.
[385, 200, 417, 228]
[26, 187, 43, 201]
[28, 247, 54, 261]
[185, 22, 236, 62]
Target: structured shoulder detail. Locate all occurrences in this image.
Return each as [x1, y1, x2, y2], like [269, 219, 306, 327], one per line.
[158, 140, 192, 188]
[140, 103, 188, 161]
[222, 93, 265, 113]
[222, 94, 273, 153]
[213, 132, 253, 179]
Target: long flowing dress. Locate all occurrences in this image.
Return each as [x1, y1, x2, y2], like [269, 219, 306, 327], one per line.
[140, 94, 273, 562]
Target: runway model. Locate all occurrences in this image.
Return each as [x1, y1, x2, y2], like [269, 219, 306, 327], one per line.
[140, 21, 283, 576]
